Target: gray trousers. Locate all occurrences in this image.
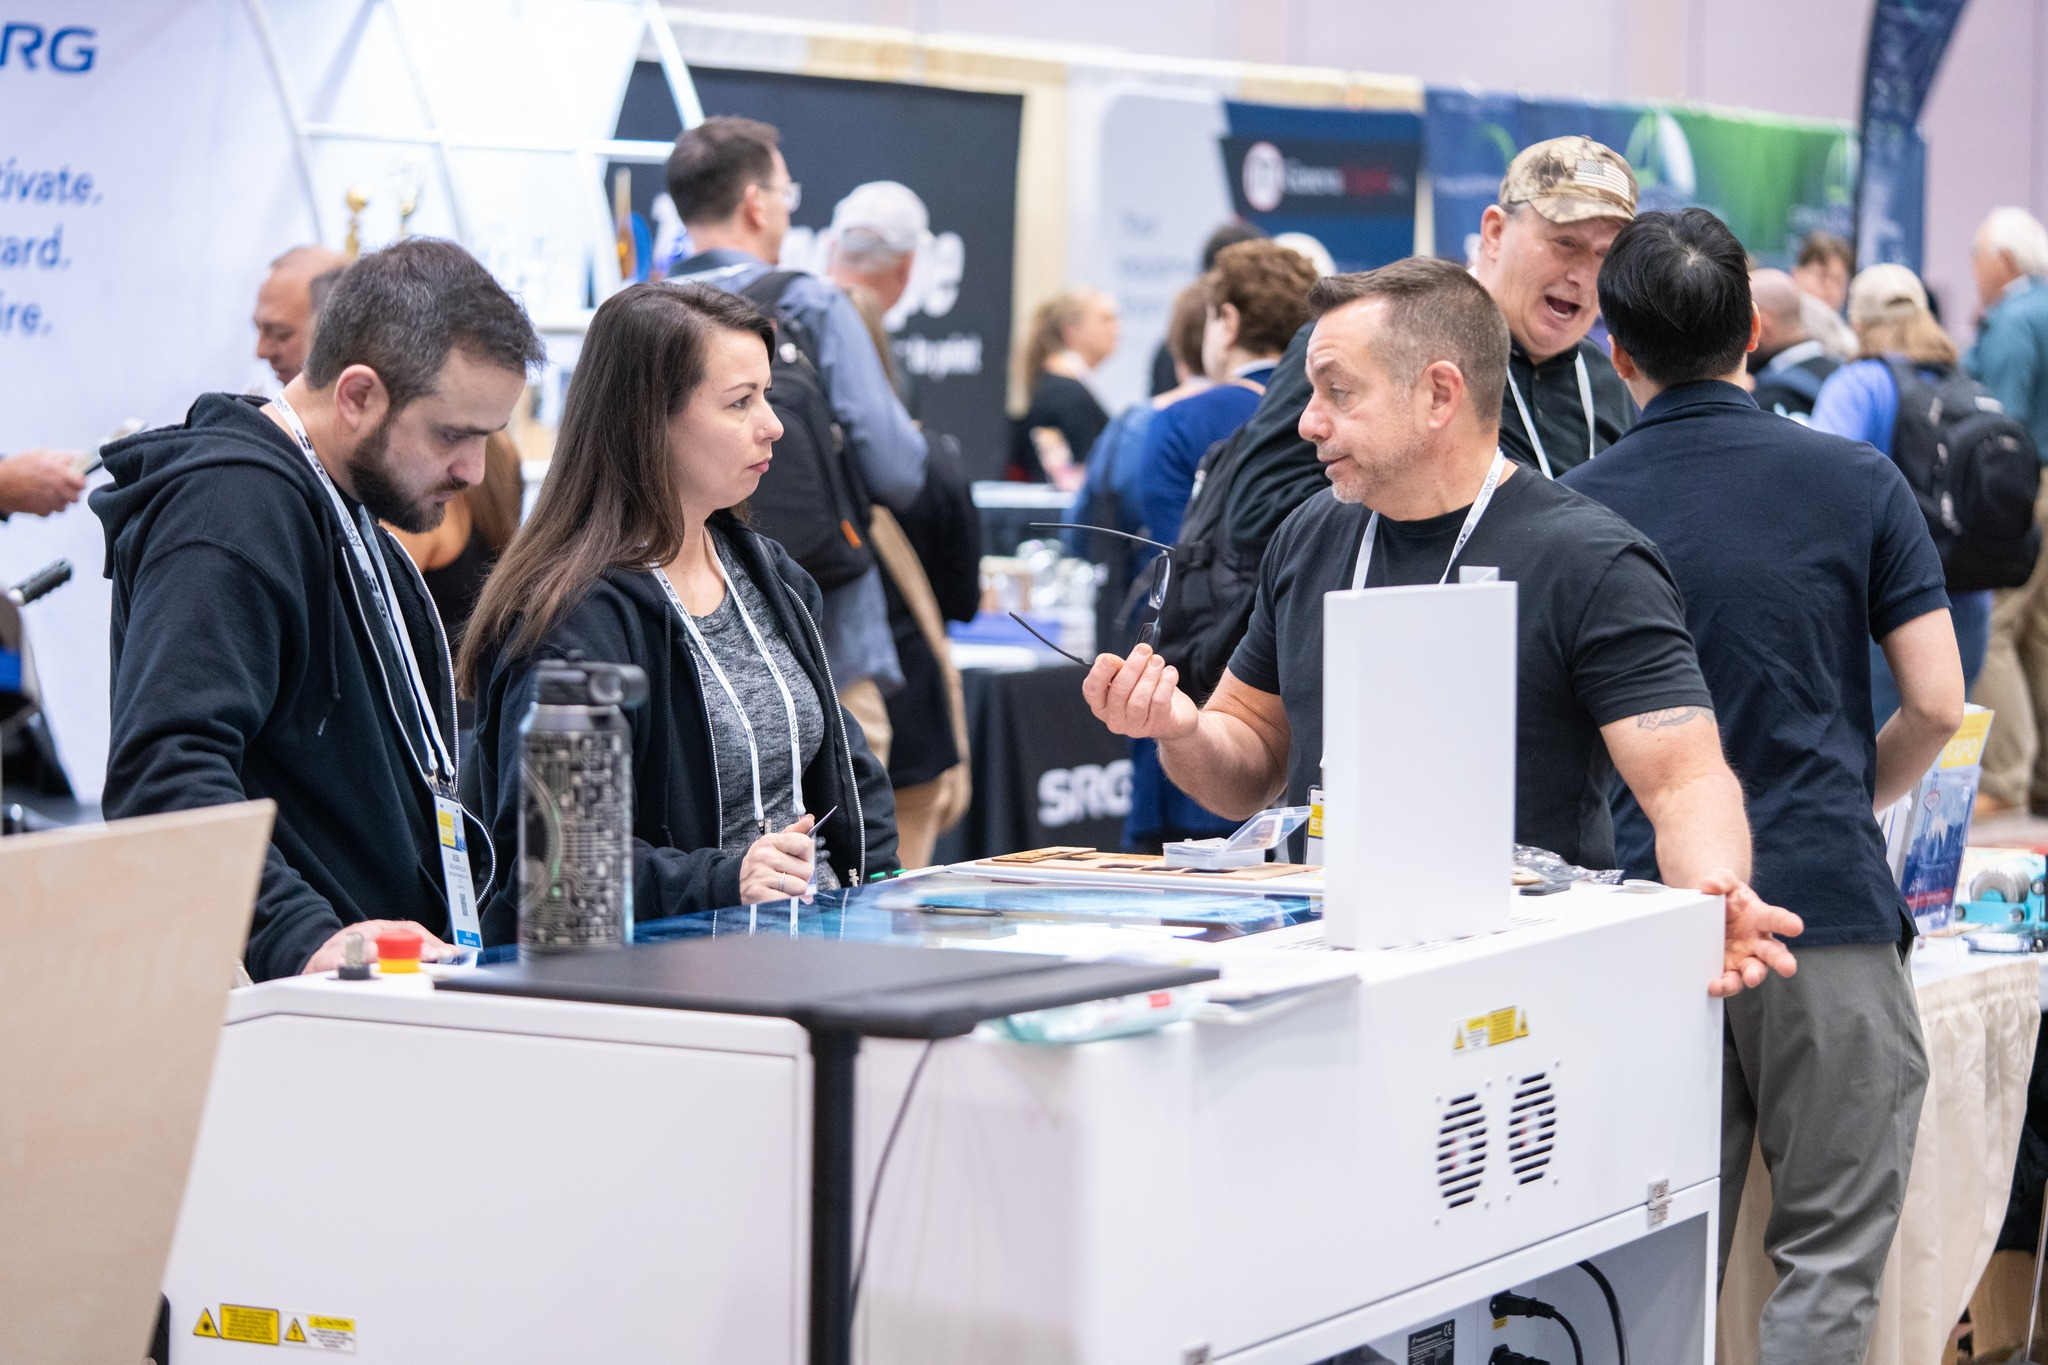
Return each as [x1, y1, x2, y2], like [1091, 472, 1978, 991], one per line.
[1719, 939, 1929, 1365]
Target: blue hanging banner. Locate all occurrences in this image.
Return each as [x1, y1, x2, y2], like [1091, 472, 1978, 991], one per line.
[1424, 89, 1866, 271]
[1856, 0, 1971, 270]
[1219, 102, 1423, 273]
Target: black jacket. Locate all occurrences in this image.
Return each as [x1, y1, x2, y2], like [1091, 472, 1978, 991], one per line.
[92, 393, 488, 981]
[472, 513, 897, 942]
[1498, 336, 1636, 476]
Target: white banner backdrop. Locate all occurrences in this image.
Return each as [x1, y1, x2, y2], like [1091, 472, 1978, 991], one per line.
[1064, 80, 1235, 416]
[0, 0, 681, 802]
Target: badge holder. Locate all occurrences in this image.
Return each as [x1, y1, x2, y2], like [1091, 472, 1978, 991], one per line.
[1162, 806, 1312, 872]
[434, 791, 483, 960]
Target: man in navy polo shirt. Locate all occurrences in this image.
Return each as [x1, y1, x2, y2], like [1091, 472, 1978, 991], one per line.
[1564, 208, 1965, 1364]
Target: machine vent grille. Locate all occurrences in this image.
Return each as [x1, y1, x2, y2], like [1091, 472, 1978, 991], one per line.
[1507, 1072, 1557, 1184]
[1436, 1093, 1488, 1207]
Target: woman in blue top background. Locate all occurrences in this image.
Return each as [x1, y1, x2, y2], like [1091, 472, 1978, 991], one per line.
[1135, 240, 1320, 543]
[1811, 264, 1990, 726]
[1125, 239, 1319, 850]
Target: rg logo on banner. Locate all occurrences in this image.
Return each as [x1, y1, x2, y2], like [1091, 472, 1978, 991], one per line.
[0, 23, 95, 73]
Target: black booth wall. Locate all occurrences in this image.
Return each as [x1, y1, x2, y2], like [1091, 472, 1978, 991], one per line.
[615, 62, 1023, 480]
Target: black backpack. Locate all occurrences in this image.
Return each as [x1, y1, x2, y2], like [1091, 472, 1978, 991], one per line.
[1151, 323, 1328, 702]
[729, 270, 877, 591]
[1886, 359, 2041, 593]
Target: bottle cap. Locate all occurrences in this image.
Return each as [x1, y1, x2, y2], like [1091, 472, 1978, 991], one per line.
[535, 661, 650, 708]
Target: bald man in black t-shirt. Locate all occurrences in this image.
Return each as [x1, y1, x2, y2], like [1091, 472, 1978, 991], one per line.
[1083, 258, 1801, 996]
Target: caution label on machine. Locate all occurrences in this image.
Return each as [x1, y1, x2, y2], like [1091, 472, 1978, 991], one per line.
[284, 1313, 357, 1352]
[1452, 1005, 1529, 1052]
[190, 1302, 356, 1352]
[218, 1305, 279, 1345]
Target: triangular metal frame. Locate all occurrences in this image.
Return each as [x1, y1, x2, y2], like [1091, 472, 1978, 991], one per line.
[238, 0, 699, 307]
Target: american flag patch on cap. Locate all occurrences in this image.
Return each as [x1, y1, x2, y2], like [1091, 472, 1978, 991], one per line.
[1575, 160, 1632, 198]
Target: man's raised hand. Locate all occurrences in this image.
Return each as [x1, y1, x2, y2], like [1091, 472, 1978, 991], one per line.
[1081, 643, 1201, 741]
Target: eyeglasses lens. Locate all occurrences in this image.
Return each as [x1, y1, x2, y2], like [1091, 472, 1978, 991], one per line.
[1147, 554, 1171, 610]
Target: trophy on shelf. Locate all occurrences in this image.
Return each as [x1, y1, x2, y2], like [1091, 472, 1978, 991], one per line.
[343, 185, 371, 261]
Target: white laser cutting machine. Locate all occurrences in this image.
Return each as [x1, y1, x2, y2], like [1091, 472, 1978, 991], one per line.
[162, 579, 1726, 1363]
[160, 876, 1720, 1364]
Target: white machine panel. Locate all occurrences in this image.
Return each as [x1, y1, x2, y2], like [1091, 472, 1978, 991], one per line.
[162, 983, 811, 1363]
[854, 886, 1720, 1362]
[1321, 583, 1517, 949]
[164, 885, 1721, 1365]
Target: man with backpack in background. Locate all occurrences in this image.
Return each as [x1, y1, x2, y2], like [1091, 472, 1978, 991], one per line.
[1808, 264, 2039, 729]
[1155, 136, 1641, 704]
[666, 116, 929, 764]
[1966, 207, 2048, 816]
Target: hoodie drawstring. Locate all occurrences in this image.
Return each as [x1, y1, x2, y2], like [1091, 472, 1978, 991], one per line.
[316, 517, 342, 735]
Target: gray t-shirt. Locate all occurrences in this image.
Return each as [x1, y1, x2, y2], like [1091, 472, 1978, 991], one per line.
[676, 532, 834, 888]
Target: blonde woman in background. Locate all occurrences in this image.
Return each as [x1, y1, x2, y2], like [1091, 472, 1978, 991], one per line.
[1009, 290, 1118, 490]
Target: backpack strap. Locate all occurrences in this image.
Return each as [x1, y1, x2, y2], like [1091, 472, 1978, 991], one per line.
[738, 269, 808, 318]
[1883, 357, 1938, 442]
[736, 270, 827, 375]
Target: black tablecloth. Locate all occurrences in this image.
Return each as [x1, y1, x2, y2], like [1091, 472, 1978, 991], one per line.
[932, 663, 1130, 861]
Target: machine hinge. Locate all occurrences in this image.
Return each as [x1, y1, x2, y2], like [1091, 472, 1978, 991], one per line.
[1648, 1177, 1672, 1226]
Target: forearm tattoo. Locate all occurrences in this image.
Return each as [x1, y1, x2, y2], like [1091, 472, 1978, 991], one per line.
[1634, 705, 1714, 730]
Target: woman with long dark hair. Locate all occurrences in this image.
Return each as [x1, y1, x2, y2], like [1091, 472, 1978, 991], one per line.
[460, 282, 897, 941]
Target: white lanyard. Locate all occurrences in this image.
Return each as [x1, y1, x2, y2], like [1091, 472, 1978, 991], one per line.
[1352, 451, 1508, 591]
[1507, 351, 1598, 480]
[271, 394, 482, 950]
[271, 394, 456, 791]
[654, 547, 806, 836]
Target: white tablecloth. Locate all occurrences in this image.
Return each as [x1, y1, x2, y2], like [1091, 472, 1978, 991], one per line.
[1717, 945, 2040, 1364]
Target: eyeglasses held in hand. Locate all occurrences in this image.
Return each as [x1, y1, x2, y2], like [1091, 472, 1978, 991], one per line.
[1011, 523, 1175, 666]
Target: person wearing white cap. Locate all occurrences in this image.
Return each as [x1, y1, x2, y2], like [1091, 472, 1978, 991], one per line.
[826, 181, 929, 319]
[1810, 264, 1993, 730]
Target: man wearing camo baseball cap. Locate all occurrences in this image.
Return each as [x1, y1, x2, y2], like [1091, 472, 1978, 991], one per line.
[1473, 135, 1640, 477]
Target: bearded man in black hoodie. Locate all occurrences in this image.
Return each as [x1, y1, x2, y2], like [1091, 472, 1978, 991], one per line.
[94, 238, 543, 980]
